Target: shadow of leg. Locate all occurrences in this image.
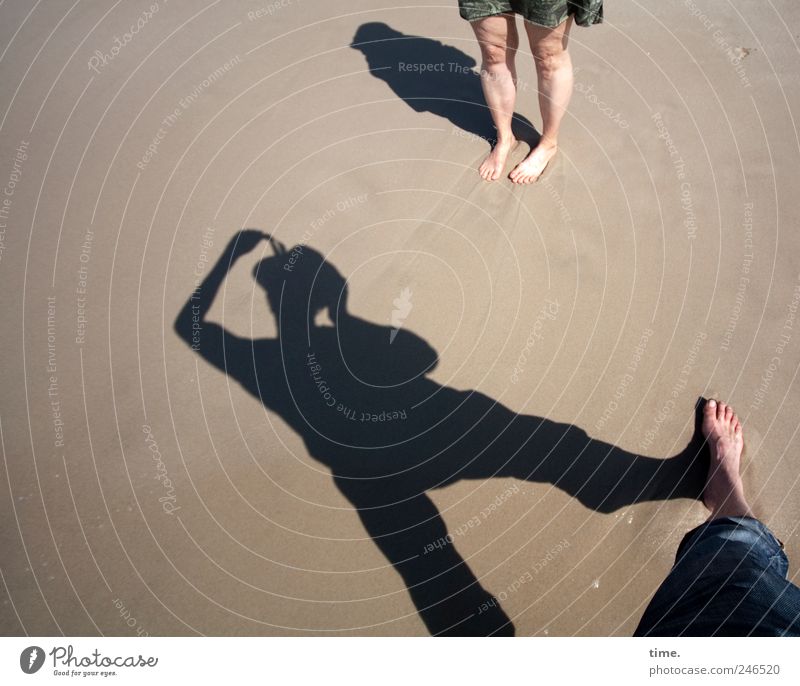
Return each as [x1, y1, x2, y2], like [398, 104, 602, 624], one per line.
[334, 477, 515, 636]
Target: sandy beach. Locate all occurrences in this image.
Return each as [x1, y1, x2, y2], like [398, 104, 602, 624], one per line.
[1, 0, 799, 636]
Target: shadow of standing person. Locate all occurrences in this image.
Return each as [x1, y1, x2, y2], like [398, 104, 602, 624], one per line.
[351, 22, 538, 146]
[175, 230, 707, 636]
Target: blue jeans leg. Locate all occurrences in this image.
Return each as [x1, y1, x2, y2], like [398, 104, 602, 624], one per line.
[635, 516, 800, 636]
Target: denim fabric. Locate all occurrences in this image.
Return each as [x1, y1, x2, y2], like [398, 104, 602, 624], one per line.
[635, 517, 800, 636]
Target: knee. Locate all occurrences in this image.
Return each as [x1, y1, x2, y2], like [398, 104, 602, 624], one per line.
[480, 42, 511, 71]
[533, 46, 569, 78]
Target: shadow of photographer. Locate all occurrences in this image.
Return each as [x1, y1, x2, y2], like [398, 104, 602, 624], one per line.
[175, 229, 707, 636]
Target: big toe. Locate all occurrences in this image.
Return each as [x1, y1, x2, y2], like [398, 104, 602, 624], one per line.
[704, 399, 717, 423]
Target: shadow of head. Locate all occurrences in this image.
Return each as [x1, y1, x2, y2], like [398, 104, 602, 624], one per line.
[351, 21, 479, 78]
[252, 240, 440, 381]
[350, 21, 538, 143]
[253, 244, 348, 327]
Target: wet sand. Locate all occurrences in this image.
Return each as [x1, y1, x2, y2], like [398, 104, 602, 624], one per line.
[1, 0, 799, 635]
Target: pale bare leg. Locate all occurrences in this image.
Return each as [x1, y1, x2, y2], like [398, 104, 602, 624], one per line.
[701, 399, 754, 521]
[509, 17, 573, 184]
[470, 14, 519, 181]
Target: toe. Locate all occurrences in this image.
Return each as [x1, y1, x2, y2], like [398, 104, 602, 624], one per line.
[717, 401, 726, 420]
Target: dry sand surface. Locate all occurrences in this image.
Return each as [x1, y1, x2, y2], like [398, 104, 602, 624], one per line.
[1, 0, 799, 636]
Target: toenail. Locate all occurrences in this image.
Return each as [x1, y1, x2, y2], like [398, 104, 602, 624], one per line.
[708, 399, 716, 407]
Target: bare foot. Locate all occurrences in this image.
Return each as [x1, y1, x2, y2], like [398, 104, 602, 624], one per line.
[479, 137, 517, 181]
[701, 399, 753, 519]
[509, 138, 557, 184]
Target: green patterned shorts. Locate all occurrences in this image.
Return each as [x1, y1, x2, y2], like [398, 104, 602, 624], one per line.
[458, 0, 602, 28]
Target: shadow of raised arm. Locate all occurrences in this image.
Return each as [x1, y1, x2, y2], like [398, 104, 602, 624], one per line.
[174, 229, 270, 371]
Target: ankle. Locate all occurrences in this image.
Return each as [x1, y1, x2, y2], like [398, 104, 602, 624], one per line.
[708, 502, 754, 521]
[538, 135, 558, 150]
[706, 482, 753, 520]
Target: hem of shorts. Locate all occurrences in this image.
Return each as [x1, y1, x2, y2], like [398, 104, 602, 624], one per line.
[462, 10, 603, 29]
[462, 10, 514, 23]
[677, 515, 780, 562]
